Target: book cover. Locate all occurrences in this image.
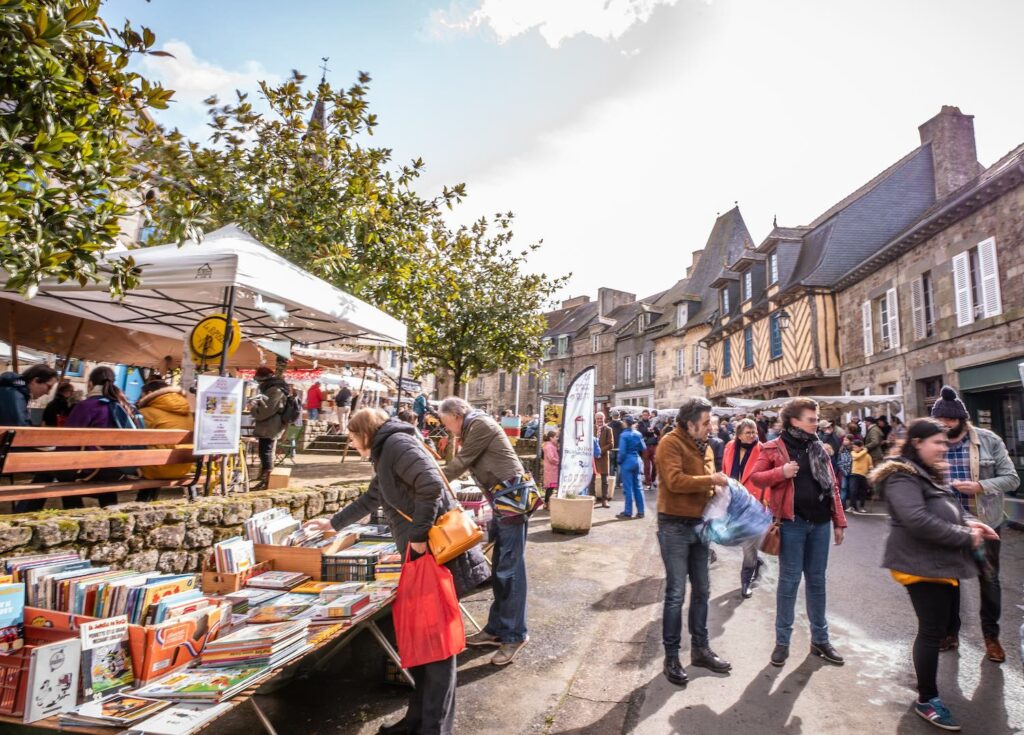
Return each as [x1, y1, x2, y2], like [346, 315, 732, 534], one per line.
[61, 693, 169, 725]
[24, 638, 82, 723]
[137, 576, 197, 625]
[289, 581, 336, 595]
[0, 583, 25, 652]
[133, 665, 266, 701]
[79, 616, 133, 698]
[130, 701, 232, 734]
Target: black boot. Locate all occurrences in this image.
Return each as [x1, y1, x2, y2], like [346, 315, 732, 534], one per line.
[770, 644, 789, 667]
[691, 646, 731, 673]
[810, 642, 845, 666]
[663, 656, 688, 687]
[740, 582, 753, 599]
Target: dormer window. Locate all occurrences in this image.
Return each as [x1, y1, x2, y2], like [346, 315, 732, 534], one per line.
[676, 303, 687, 328]
[743, 271, 753, 301]
[557, 335, 569, 357]
[768, 252, 779, 285]
[721, 288, 730, 315]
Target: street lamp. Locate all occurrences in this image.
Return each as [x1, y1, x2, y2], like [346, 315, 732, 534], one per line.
[777, 308, 791, 331]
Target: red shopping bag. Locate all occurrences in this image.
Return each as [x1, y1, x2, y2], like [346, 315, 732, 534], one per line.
[392, 549, 466, 669]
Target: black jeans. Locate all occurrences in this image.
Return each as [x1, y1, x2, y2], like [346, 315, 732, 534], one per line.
[848, 474, 868, 510]
[258, 437, 275, 474]
[952, 530, 1002, 638]
[406, 654, 456, 735]
[906, 582, 959, 702]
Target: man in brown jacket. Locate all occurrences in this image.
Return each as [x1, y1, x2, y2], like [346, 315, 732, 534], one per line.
[593, 411, 614, 508]
[654, 397, 731, 687]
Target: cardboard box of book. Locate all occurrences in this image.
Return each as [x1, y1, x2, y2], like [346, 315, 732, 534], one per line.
[127, 602, 231, 685]
[201, 558, 274, 595]
[253, 532, 358, 581]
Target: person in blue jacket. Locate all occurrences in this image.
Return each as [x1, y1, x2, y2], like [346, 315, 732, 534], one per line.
[617, 415, 647, 520]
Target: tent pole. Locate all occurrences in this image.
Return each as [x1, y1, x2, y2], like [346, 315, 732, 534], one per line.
[218, 286, 236, 377]
[59, 319, 85, 381]
[7, 303, 18, 374]
[394, 347, 406, 416]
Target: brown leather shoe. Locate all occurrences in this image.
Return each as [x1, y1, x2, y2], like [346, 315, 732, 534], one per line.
[984, 637, 1006, 663]
[938, 636, 959, 652]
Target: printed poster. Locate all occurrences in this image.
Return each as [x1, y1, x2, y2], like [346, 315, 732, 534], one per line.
[194, 375, 244, 455]
[557, 367, 596, 498]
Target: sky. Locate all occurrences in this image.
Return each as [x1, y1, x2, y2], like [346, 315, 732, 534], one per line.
[105, 0, 1024, 304]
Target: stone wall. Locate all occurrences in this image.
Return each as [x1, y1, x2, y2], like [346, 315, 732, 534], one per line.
[0, 484, 367, 574]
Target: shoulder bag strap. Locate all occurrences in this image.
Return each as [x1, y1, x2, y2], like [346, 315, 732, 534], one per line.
[391, 456, 463, 525]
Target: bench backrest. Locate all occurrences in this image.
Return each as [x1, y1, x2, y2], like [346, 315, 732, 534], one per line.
[0, 427, 196, 474]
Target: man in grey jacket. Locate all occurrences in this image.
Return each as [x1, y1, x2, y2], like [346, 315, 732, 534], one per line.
[931, 386, 1020, 664]
[440, 396, 533, 667]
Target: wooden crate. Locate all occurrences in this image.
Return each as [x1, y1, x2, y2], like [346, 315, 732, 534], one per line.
[201, 559, 274, 595]
[253, 532, 357, 580]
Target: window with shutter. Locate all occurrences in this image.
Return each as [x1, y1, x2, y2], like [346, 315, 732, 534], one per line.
[743, 326, 754, 369]
[650, 350, 656, 378]
[886, 287, 900, 349]
[977, 238, 1002, 318]
[922, 273, 935, 336]
[692, 344, 702, 374]
[952, 251, 973, 326]
[910, 277, 925, 340]
[862, 301, 874, 357]
[879, 295, 890, 350]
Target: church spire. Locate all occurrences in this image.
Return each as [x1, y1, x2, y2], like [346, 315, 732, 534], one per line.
[306, 57, 329, 135]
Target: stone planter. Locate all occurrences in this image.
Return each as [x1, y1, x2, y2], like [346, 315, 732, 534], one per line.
[549, 495, 595, 535]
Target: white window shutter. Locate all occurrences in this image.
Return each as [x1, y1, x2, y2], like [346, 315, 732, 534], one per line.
[910, 278, 925, 340]
[886, 287, 900, 349]
[862, 301, 874, 357]
[977, 238, 1002, 318]
[952, 251, 973, 327]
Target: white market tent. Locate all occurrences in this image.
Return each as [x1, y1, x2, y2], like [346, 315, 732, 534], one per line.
[726, 394, 903, 413]
[0, 341, 46, 367]
[320, 373, 392, 394]
[0, 225, 406, 367]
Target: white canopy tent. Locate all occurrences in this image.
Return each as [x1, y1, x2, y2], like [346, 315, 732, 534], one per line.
[0, 225, 406, 368]
[320, 373, 393, 394]
[726, 394, 903, 413]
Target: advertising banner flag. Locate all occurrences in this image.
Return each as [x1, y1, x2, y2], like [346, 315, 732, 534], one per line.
[557, 367, 596, 498]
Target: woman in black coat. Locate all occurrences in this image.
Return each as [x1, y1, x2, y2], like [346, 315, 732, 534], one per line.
[305, 409, 487, 735]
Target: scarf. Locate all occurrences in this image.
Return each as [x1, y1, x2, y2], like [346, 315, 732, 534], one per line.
[785, 427, 833, 493]
[730, 440, 756, 480]
[695, 438, 709, 458]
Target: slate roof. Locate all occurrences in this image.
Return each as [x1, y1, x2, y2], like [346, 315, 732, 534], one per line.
[682, 207, 755, 327]
[781, 144, 938, 291]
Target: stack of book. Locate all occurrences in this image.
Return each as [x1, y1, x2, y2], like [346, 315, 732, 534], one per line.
[374, 553, 403, 582]
[245, 571, 309, 591]
[363, 580, 399, 602]
[318, 582, 364, 603]
[223, 588, 285, 615]
[198, 620, 310, 669]
[244, 508, 299, 545]
[289, 580, 336, 596]
[133, 665, 269, 702]
[59, 694, 171, 728]
[129, 702, 232, 734]
[213, 536, 256, 573]
[323, 593, 370, 618]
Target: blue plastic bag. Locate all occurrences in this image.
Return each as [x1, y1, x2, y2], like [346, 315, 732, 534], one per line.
[700, 478, 772, 546]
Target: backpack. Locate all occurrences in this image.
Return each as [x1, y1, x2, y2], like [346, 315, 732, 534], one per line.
[100, 398, 142, 429]
[280, 394, 302, 425]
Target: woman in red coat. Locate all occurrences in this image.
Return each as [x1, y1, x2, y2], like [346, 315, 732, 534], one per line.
[722, 418, 767, 599]
[750, 397, 847, 670]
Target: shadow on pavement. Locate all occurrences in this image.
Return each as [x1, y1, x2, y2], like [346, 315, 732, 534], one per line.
[591, 577, 661, 612]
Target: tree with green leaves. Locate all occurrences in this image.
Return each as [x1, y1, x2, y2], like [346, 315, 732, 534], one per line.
[0, 0, 191, 296]
[413, 214, 567, 392]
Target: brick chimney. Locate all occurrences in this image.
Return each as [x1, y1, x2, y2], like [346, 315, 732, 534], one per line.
[918, 106, 982, 199]
[597, 288, 636, 319]
[560, 295, 591, 310]
[686, 248, 704, 278]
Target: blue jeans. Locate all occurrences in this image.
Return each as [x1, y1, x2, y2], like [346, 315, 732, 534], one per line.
[839, 473, 849, 507]
[308, 408, 319, 421]
[776, 516, 832, 647]
[657, 517, 710, 656]
[484, 518, 528, 643]
[620, 460, 644, 516]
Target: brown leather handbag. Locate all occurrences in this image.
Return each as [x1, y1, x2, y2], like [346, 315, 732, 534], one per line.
[758, 486, 781, 556]
[397, 460, 484, 565]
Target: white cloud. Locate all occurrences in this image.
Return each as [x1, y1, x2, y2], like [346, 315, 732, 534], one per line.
[139, 40, 281, 142]
[430, 0, 680, 48]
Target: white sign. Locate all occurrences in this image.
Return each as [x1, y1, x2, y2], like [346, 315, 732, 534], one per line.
[1018, 362, 1024, 389]
[557, 367, 596, 498]
[79, 616, 128, 651]
[194, 375, 244, 455]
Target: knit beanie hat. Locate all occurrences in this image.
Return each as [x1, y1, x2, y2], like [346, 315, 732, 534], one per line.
[930, 386, 969, 420]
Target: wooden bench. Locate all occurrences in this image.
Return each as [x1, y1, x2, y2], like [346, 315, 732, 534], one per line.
[0, 427, 198, 504]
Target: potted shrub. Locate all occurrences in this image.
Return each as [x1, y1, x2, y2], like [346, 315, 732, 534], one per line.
[549, 493, 595, 535]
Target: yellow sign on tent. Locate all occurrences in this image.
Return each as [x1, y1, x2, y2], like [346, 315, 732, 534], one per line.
[190, 313, 241, 364]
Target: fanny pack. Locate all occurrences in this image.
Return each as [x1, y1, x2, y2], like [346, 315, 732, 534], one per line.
[486, 475, 543, 520]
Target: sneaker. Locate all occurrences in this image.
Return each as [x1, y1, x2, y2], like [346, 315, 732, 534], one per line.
[615, 512, 633, 520]
[915, 697, 961, 731]
[465, 630, 502, 648]
[984, 637, 1006, 663]
[491, 637, 529, 666]
[770, 644, 789, 667]
[810, 642, 845, 666]
[636, 512, 645, 519]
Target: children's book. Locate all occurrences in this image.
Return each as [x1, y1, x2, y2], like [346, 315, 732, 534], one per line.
[23, 638, 82, 723]
[79, 616, 134, 699]
[0, 583, 25, 652]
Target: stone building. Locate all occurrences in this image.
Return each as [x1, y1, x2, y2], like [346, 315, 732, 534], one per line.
[612, 295, 666, 409]
[703, 108, 971, 403]
[837, 112, 1024, 482]
[654, 207, 754, 408]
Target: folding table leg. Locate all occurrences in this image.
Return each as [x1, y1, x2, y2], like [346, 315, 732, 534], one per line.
[249, 699, 279, 735]
[367, 619, 415, 687]
[460, 602, 482, 633]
